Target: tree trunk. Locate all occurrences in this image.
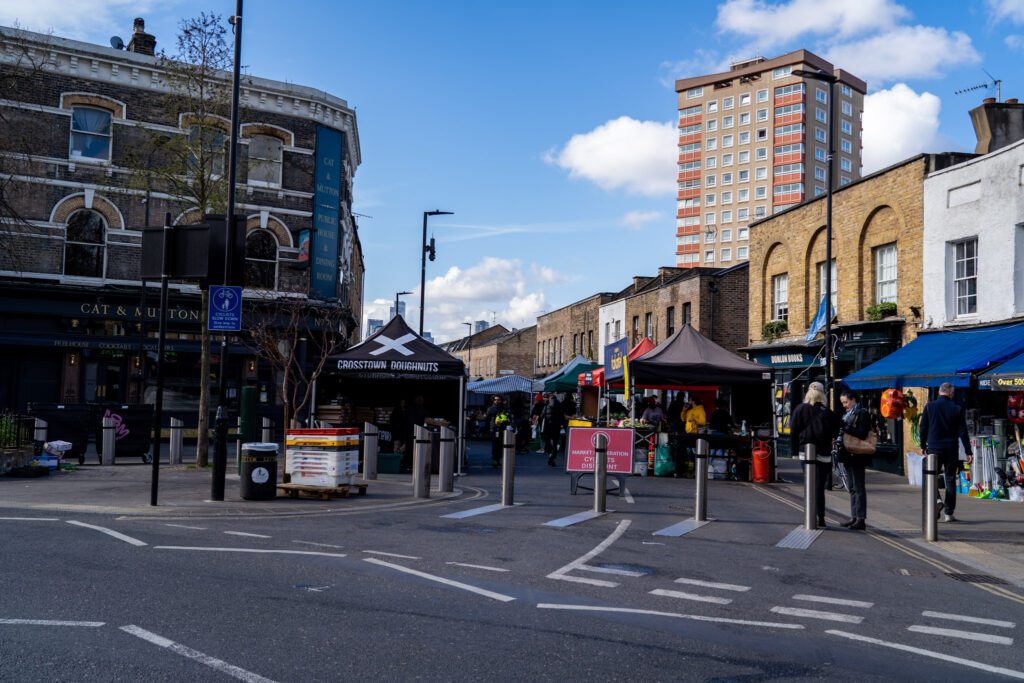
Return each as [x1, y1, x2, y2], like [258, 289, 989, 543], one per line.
[196, 289, 211, 467]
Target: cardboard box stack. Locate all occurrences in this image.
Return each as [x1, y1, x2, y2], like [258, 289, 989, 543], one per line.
[285, 428, 360, 487]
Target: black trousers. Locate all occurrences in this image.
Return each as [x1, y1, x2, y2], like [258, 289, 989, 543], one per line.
[542, 432, 560, 459]
[491, 432, 504, 463]
[933, 447, 961, 515]
[847, 459, 867, 519]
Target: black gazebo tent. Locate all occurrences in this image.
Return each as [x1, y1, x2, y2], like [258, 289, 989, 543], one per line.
[631, 324, 771, 387]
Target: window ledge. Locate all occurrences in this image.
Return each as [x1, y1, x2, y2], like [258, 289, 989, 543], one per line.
[69, 156, 110, 166]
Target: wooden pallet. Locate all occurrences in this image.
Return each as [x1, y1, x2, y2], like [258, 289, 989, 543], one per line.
[277, 482, 368, 500]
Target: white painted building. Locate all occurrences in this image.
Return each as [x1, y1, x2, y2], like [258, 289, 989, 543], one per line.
[923, 136, 1024, 328]
[597, 299, 626, 364]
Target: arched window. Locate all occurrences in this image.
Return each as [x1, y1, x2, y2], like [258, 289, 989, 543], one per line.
[64, 209, 106, 277]
[245, 230, 278, 289]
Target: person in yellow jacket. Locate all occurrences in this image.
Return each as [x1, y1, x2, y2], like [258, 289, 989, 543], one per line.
[683, 396, 707, 434]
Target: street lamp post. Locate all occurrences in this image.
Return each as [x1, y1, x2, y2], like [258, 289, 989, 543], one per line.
[419, 210, 453, 335]
[394, 290, 411, 321]
[462, 321, 473, 378]
[792, 68, 837, 406]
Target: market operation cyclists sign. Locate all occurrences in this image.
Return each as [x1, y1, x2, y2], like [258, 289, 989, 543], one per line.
[566, 427, 634, 474]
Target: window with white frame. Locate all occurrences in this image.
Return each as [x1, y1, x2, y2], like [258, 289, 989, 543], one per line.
[840, 176, 851, 185]
[721, 210, 733, 223]
[187, 123, 226, 177]
[704, 194, 716, 206]
[815, 127, 826, 142]
[754, 205, 766, 217]
[772, 65, 793, 79]
[738, 150, 750, 164]
[245, 229, 279, 289]
[70, 106, 113, 161]
[706, 138, 718, 151]
[722, 172, 733, 185]
[840, 157, 852, 172]
[840, 84, 852, 97]
[815, 147, 826, 161]
[815, 185, 825, 196]
[775, 123, 804, 136]
[723, 115, 734, 128]
[705, 250, 715, 263]
[679, 178, 701, 189]
[723, 96, 734, 109]
[816, 87, 827, 103]
[774, 183, 802, 195]
[739, 112, 751, 125]
[740, 93, 751, 106]
[706, 174, 717, 187]
[678, 233, 699, 244]
[841, 138, 852, 153]
[756, 127, 767, 140]
[815, 166, 826, 181]
[772, 273, 789, 321]
[723, 134, 734, 148]
[817, 259, 837, 310]
[722, 191, 733, 204]
[757, 88, 768, 102]
[721, 247, 732, 261]
[737, 207, 749, 220]
[705, 230, 716, 243]
[874, 243, 897, 304]
[680, 104, 701, 117]
[756, 108, 768, 122]
[704, 212, 716, 224]
[775, 103, 804, 117]
[738, 169, 750, 182]
[247, 134, 284, 186]
[774, 143, 803, 155]
[738, 188, 750, 202]
[63, 209, 106, 277]
[681, 197, 701, 208]
[720, 228, 732, 241]
[679, 123, 702, 135]
[737, 246, 749, 259]
[755, 166, 767, 180]
[754, 186, 766, 199]
[679, 216, 699, 228]
[774, 162, 802, 176]
[679, 160, 701, 171]
[816, 108, 827, 122]
[707, 100, 718, 113]
[840, 120, 852, 135]
[755, 147, 768, 160]
[687, 86, 704, 99]
[739, 131, 750, 144]
[842, 101, 853, 116]
[679, 142, 701, 153]
[954, 238, 978, 316]
[738, 227, 750, 240]
[707, 119, 718, 131]
[706, 156, 717, 169]
[723, 153, 733, 166]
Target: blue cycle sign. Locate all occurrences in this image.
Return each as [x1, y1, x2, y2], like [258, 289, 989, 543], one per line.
[208, 285, 243, 331]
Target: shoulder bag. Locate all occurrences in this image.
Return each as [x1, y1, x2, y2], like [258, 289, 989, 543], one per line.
[843, 430, 877, 455]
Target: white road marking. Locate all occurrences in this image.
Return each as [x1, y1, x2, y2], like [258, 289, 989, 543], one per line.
[793, 594, 874, 609]
[674, 577, 751, 592]
[165, 524, 207, 530]
[622, 487, 634, 504]
[921, 611, 1015, 629]
[446, 562, 510, 573]
[537, 603, 804, 630]
[364, 558, 515, 602]
[827, 629, 1024, 680]
[66, 520, 147, 547]
[153, 546, 346, 558]
[0, 517, 60, 521]
[120, 625, 277, 683]
[0, 619, 104, 627]
[224, 531, 272, 539]
[770, 606, 864, 624]
[363, 550, 421, 560]
[292, 540, 345, 549]
[650, 589, 733, 605]
[642, 542, 665, 546]
[578, 565, 646, 577]
[547, 519, 631, 588]
[907, 625, 1014, 645]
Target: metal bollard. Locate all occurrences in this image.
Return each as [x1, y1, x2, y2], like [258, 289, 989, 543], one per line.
[169, 417, 183, 465]
[438, 426, 455, 493]
[694, 438, 709, 522]
[362, 422, 379, 481]
[803, 443, 818, 530]
[594, 433, 608, 513]
[101, 417, 116, 465]
[34, 418, 48, 444]
[261, 417, 272, 444]
[412, 425, 431, 499]
[501, 428, 516, 506]
[923, 452, 938, 542]
[234, 416, 242, 473]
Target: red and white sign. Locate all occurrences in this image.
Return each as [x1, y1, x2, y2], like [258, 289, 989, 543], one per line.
[566, 428, 634, 474]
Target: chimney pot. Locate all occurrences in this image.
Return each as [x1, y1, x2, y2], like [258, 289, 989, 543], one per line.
[1007, 98, 1020, 104]
[983, 97, 996, 104]
[133, 18, 145, 33]
[126, 16, 156, 56]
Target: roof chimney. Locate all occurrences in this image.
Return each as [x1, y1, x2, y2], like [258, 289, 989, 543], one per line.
[969, 97, 1024, 154]
[126, 17, 156, 56]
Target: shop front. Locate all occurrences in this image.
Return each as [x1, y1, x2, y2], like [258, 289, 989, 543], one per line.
[744, 343, 824, 458]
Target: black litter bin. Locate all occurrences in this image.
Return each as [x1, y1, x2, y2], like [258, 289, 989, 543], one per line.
[240, 443, 278, 500]
[28, 403, 92, 464]
[93, 404, 155, 464]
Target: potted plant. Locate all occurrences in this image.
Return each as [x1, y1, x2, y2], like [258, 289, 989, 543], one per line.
[866, 302, 898, 321]
[762, 319, 789, 341]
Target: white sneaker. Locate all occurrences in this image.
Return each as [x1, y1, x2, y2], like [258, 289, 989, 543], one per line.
[943, 514, 957, 522]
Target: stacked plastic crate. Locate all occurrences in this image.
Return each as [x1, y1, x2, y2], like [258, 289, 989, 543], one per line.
[285, 428, 360, 487]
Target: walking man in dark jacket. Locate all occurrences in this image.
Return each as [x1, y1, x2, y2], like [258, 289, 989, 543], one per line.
[919, 382, 973, 522]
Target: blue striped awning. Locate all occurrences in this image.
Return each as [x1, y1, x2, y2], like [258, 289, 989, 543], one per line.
[467, 375, 534, 395]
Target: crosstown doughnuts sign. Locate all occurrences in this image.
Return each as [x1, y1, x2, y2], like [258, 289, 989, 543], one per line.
[566, 427, 634, 474]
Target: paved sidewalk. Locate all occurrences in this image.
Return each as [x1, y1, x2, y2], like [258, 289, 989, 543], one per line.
[775, 458, 1024, 588]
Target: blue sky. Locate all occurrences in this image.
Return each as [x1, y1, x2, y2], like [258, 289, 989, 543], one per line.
[4, 0, 1023, 341]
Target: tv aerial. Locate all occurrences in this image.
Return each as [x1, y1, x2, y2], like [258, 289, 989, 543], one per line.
[109, 36, 125, 50]
[955, 69, 1001, 101]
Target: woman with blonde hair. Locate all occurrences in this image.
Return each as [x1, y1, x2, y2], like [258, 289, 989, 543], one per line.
[788, 382, 836, 527]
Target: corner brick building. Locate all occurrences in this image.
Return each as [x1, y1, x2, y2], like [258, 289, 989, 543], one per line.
[536, 294, 611, 376]
[444, 325, 537, 380]
[0, 22, 363, 413]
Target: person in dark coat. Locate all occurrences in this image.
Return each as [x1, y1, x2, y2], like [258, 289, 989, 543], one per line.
[919, 382, 974, 522]
[838, 389, 872, 530]
[709, 398, 734, 434]
[538, 393, 566, 467]
[485, 395, 512, 468]
[788, 382, 836, 527]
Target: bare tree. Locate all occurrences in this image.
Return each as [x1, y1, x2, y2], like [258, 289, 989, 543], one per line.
[245, 296, 349, 434]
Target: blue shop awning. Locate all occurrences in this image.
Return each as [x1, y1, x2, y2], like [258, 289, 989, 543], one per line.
[843, 323, 1024, 390]
[979, 346, 1024, 390]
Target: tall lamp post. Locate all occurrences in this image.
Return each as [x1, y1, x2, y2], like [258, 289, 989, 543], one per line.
[419, 210, 454, 335]
[792, 68, 837, 406]
[394, 290, 411, 321]
[462, 321, 473, 378]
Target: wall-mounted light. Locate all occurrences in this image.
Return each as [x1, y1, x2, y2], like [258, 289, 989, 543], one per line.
[247, 359, 257, 373]
[133, 355, 141, 369]
[68, 353, 78, 367]
[70, 319, 80, 328]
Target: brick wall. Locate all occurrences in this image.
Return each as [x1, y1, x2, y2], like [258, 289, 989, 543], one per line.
[536, 294, 609, 374]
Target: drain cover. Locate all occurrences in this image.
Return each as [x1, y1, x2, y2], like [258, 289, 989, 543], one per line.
[944, 572, 1010, 585]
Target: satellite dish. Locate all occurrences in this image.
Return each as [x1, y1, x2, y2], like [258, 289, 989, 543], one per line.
[110, 36, 125, 50]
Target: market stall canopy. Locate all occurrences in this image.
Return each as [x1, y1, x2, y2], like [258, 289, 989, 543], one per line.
[630, 324, 771, 386]
[578, 367, 604, 387]
[604, 337, 656, 383]
[846, 323, 1024, 390]
[329, 315, 465, 379]
[468, 374, 534, 395]
[534, 354, 601, 392]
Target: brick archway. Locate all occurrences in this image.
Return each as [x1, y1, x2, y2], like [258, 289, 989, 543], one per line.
[50, 193, 124, 230]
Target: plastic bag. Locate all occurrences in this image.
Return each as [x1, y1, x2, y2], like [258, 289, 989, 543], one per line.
[654, 445, 675, 477]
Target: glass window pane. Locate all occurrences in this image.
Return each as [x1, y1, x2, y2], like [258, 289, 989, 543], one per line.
[72, 107, 111, 135]
[66, 210, 105, 243]
[64, 244, 103, 277]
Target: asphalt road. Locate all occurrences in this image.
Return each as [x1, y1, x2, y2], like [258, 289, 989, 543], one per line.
[2, 447, 1022, 682]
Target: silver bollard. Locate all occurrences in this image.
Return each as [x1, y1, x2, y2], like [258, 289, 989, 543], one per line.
[261, 417, 272, 444]
[594, 433, 608, 513]
[169, 417, 183, 465]
[412, 425, 431, 499]
[438, 426, 455, 493]
[34, 418, 48, 444]
[234, 416, 242, 472]
[101, 417, 116, 465]
[803, 443, 818, 530]
[501, 428, 516, 506]
[694, 438, 709, 522]
[362, 422, 378, 481]
[923, 452, 938, 542]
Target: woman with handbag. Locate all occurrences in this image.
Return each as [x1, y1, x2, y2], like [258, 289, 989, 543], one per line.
[839, 389, 875, 530]
[789, 382, 836, 527]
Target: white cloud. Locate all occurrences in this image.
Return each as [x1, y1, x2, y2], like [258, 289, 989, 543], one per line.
[862, 84, 942, 173]
[659, 49, 723, 88]
[1007, 34, 1024, 50]
[825, 26, 979, 84]
[545, 116, 677, 197]
[988, 0, 1024, 23]
[0, 0, 160, 41]
[531, 264, 567, 285]
[621, 210, 664, 231]
[715, 0, 908, 46]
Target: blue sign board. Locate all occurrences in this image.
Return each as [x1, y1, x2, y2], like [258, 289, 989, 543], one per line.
[208, 285, 243, 332]
[604, 338, 629, 382]
[311, 125, 344, 299]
